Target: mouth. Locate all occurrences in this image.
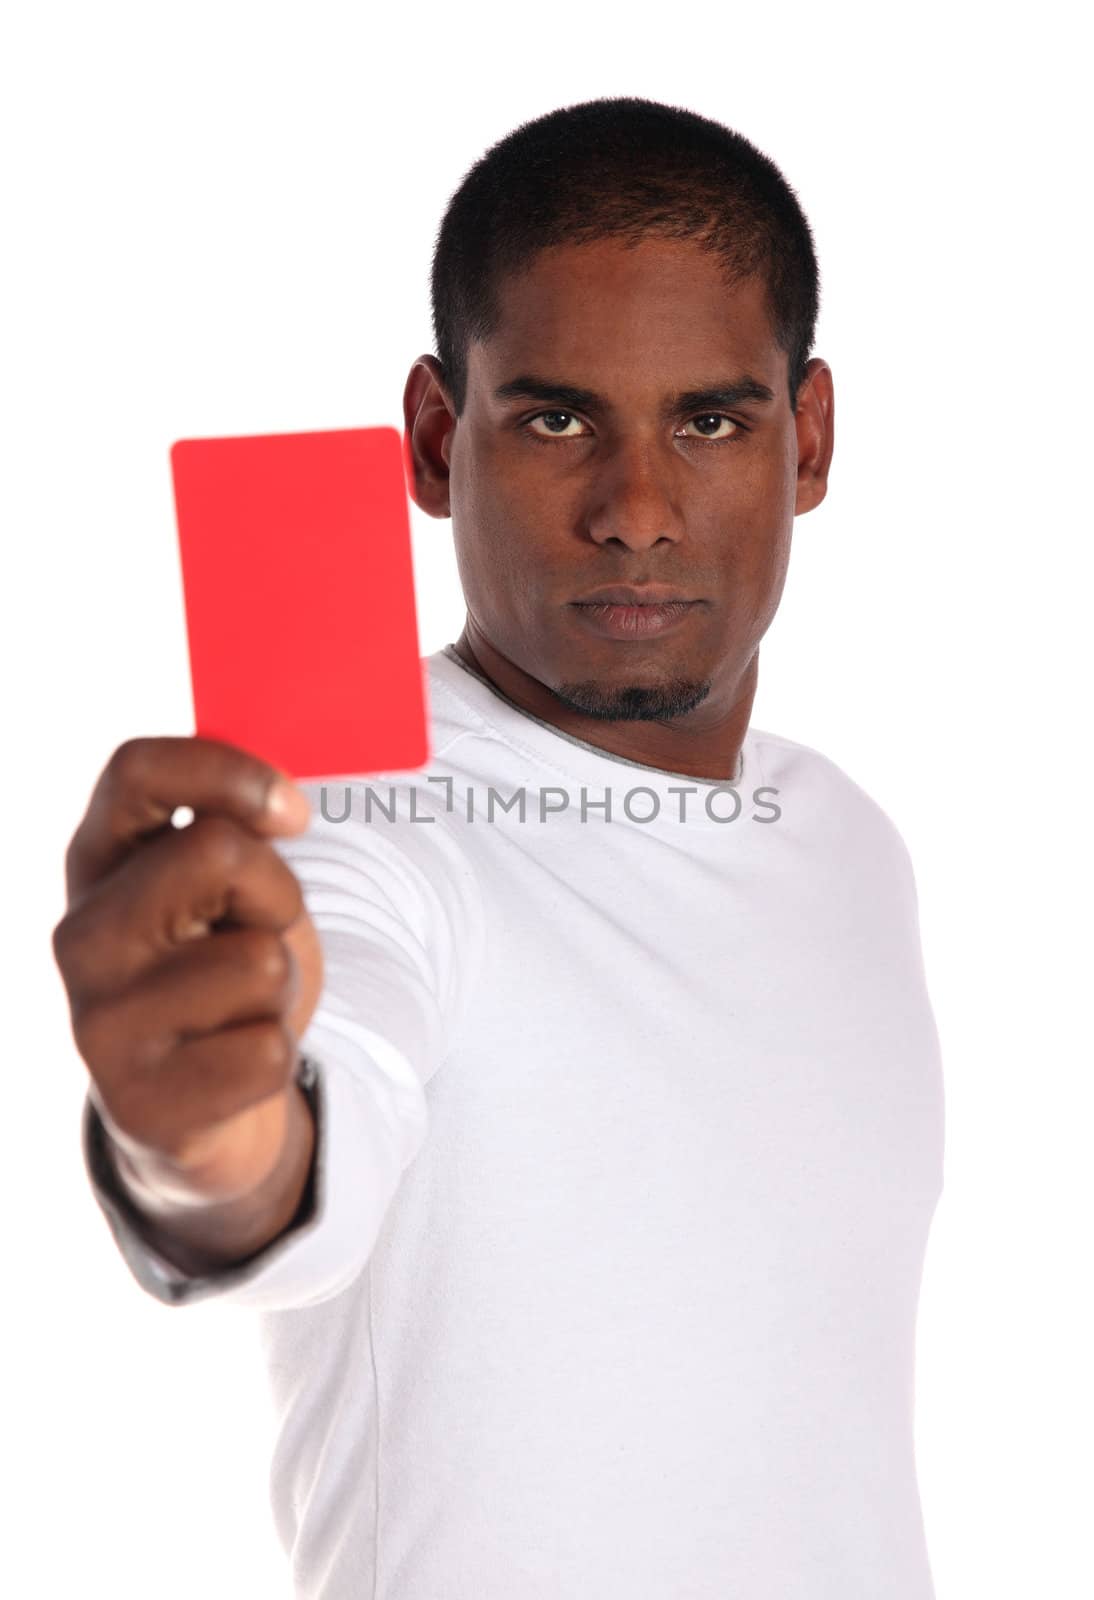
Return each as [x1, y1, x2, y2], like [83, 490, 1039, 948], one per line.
[569, 598, 701, 640]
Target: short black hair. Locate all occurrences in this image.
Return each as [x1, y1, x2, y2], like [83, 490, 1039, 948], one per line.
[430, 96, 820, 417]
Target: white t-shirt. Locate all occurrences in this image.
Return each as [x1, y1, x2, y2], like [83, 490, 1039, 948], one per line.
[83, 643, 946, 1599]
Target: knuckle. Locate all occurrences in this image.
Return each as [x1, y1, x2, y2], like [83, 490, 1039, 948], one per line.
[106, 738, 155, 791]
[270, 859, 306, 926]
[51, 906, 96, 987]
[71, 996, 120, 1072]
[284, 865, 306, 917]
[50, 913, 75, 967]
[240, 929, 291, 987]
[256, 1019, 296, 1074]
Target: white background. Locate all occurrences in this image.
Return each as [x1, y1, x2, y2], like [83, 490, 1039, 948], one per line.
[3, 2, 1090, 1595]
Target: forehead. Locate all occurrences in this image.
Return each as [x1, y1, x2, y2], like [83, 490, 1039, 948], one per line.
[468, 235, 784, 394]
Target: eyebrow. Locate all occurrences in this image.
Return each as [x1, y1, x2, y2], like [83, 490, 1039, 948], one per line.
[492, 372, 777, 415]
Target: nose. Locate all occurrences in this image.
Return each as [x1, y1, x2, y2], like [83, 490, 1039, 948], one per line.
[584, 437, 686, 551]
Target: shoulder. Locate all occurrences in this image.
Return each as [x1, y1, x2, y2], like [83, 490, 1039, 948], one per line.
[749, 724, 918, 885]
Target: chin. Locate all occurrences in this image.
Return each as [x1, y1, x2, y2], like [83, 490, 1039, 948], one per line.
[550, 674, 713, 723]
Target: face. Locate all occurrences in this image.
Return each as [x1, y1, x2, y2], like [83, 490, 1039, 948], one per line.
[405, 234, 833, 761]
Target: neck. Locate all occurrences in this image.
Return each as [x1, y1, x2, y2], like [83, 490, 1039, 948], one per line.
[451, 623, 755, 783]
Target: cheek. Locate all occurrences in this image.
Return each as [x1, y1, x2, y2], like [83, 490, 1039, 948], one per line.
[743, 432, 797, 514]
[455, 435, 534, 545]
[709, 451, 795, 608]
[752, 514, 795, 627]
[451, 497, 535, 618]
[742, 434, 799, 553]
[706, 446, 788, 528]
[454, 440, 566, 589]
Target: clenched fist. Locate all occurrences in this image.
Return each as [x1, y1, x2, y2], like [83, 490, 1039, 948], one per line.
[52, 736, 324, 1212]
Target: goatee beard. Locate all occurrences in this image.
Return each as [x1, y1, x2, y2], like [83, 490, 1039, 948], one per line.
[551, 676, 713, 723]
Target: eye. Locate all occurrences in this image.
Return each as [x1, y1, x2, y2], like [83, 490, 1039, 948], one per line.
[525, 411, 589, 439]
[522, 410, 745, 443]
[677, 414, 740, 442]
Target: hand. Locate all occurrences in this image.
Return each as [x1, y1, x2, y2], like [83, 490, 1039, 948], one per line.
[52, 736, 324, 1204]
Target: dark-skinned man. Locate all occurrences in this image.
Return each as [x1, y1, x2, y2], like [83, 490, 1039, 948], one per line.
[54, 96, 945, 1599]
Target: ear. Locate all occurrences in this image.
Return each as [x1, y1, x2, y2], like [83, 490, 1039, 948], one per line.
[793, 358, 835, 516]
[402, 355, 456, 519]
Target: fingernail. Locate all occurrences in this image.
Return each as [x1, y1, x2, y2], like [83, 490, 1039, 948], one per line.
[266, 778, 311, 827]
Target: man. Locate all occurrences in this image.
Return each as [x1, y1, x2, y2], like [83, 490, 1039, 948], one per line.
[54, 97, 945, 1598]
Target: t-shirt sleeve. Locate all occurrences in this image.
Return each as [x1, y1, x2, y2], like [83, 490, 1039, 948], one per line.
[80, 777, 485, 1312]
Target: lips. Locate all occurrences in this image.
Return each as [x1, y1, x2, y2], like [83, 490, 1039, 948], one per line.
[570, 598, 700, 640]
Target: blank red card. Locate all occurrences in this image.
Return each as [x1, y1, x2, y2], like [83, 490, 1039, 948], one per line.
[170, 426, 429, 781]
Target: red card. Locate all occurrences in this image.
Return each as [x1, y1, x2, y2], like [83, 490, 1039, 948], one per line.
[170, 426, 429, 781]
